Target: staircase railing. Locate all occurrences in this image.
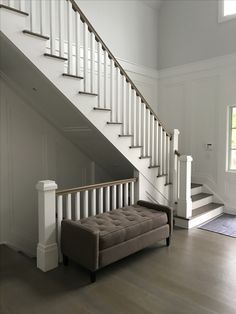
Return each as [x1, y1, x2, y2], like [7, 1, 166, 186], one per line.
[36, 177, 137, 272]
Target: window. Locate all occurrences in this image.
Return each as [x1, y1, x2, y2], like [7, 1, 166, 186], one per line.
[228, 106, 236, 171]
[219, 0, 236, 22]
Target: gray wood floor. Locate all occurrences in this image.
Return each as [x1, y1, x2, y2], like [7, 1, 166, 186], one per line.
[1, 228, 236, 314]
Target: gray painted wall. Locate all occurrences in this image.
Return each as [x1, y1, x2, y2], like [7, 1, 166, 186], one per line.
[158, 0, 236, 69]
[76, 0, 159, 69]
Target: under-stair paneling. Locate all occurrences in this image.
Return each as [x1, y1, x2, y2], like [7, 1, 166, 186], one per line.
[0, 77, 111, 254]
[158, 56, 236, 214]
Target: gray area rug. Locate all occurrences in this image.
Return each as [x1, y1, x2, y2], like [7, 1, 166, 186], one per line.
[199, 214, 236, 238]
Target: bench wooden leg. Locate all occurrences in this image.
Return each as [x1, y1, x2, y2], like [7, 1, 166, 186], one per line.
[90, 271, 96, 283]
[166, 237, 171, 247]
[63, 254, 69, 266]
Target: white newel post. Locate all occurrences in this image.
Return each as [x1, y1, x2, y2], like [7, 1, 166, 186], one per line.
[170, 129, 180, 205]
[36, 180, 58, 272]
[177, 156, 193, 218]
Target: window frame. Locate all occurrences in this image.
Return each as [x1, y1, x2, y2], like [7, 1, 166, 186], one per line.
[228, 106, 236, 172]
[218, 0, 236, 23]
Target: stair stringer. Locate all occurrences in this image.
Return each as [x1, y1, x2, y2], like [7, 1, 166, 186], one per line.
[0, 8, 172, 206]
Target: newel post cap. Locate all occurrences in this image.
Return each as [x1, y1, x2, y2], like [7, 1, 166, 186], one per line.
[179, 155, 193, 162]
[36, 180, 58, 191]
[173, 129, 180, 136]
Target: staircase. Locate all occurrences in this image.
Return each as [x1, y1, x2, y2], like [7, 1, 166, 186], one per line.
[0, 0, 224, 230]
[175, 183, 224, 229]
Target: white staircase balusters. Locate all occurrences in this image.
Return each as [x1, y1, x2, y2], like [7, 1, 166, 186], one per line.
[49, 0, 56, 55]
[158, 125, 163, 175]
[163, 131, 167, 175]
[127, 83, 131, 135]
[91, 189, 96, 216]
[136, 97, 142, 147]
[116, 68, 121, 122]
[75, 192, 81, 220]
[98, 187, 103, 214]
[131, 89, 137, 147]
[56, 195, 63, 257]
[110, 58, 114, 121]
[150, 115, 155, 166]
[154, 119, 158, 167]
[130, 181, 135, 205]
[19, 0, 26, 12]
[111, 185, 117, 210]
[104, 50, 108, 108]
[59, 0, 65, 58]
[90, 33, 95, 92]
[83, 190, 89, 218]
[122, 76, 127, 134]
[145, 108, 150, 157]
[67, 0, 73, 74]
[40, 0, 46, 36]
[83, 23, 88, 91]
[97, 41, 102, 107]
[170, 130, 180, 204]
[75, 12, 81, 77]
[29, 0, 37, 33]
[105, 186, 110, 212]
[141, 102, 146, 156]
[66, 193, 72, 219]
[124, 183, 129, 206]
[118, 183, 123, 208]
[166, 135, 170, 184]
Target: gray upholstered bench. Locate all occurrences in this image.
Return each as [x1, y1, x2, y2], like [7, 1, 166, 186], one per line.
[61, 200, 173, 282]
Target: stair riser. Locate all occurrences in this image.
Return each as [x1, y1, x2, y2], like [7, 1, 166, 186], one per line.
[192, 196, 213, 210]
[175, 206, 224, 229]
[191, 186, 202, 196]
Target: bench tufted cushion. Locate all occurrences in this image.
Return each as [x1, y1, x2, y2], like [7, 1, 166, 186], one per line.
[78, 204, 168, 250]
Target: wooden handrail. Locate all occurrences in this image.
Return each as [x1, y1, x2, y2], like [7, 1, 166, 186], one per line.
[69, 0, 172, 138]
[56, 177, 138, 195]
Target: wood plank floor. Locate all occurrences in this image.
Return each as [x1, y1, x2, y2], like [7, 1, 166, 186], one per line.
[1, 228, 236, 314]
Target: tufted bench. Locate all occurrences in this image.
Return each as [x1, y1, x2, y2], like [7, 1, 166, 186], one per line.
[61, 200, 173, 282]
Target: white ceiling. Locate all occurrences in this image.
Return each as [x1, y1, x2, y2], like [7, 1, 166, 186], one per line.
[143, 0, 163, 11]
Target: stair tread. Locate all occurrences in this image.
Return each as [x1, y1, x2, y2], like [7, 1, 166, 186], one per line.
[0, 4, 28, 16]
[176, 202, 224, 220]
[44, 53, 67, 61]
[63, 73, 83, 79]
[191, 183, 203, 189]
[23, 30, 49, 40]
[192, 192, 213, 202]
[79, 91, 98, 96]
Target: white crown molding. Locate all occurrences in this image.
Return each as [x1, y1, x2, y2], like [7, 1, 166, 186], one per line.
[158, 52, 236, 80]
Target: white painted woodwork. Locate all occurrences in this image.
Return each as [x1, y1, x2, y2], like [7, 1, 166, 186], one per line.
[145, 108, 150, 156]
[124, 183, 129, 206]
[83, 190, 89, 218]
[150, 114, 155, 166]
[36, 180, 58, 272]
[127, 83, 131, 135]
[130, 182, 134, 205]
[97, 42, 102, 107]
[177, 155, 193, 218]
[131, 89, 136, 146]
[83, 23, 88, 91]
[75, 192, 81, 220]
[163, 131, 167, 175]
[104, 50, 107, 108]
[105, 186, 110, 212]
[19, 0, 26, 12]
[98, 188, 103, 214]
[91, 189, 96, 216]
[116, 69, 121, 123]
[59, 0, 65, 58]
[66, 193, 72, 219]
[49, 0, 56, 55]
[56, 195, 63, 252]
[39, 0, 46, 35]
[90, 32, 95, 93]
[30, 0, 37, 33]
[136, 97, 142, 147]
[110, 58, 114, 121]
[68, 4, 74, 74]
[141, 102, 146, 156]
[159, 125, 163, 175]
[170, 129, 180, 204]
[122, 76, 127, 135]
[75, 13, 81, 77]
[118, 184, 123, 208]
[111, 185, 117, 210]
[154, 119, 158, 166]
[166, 135, 170, 183]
